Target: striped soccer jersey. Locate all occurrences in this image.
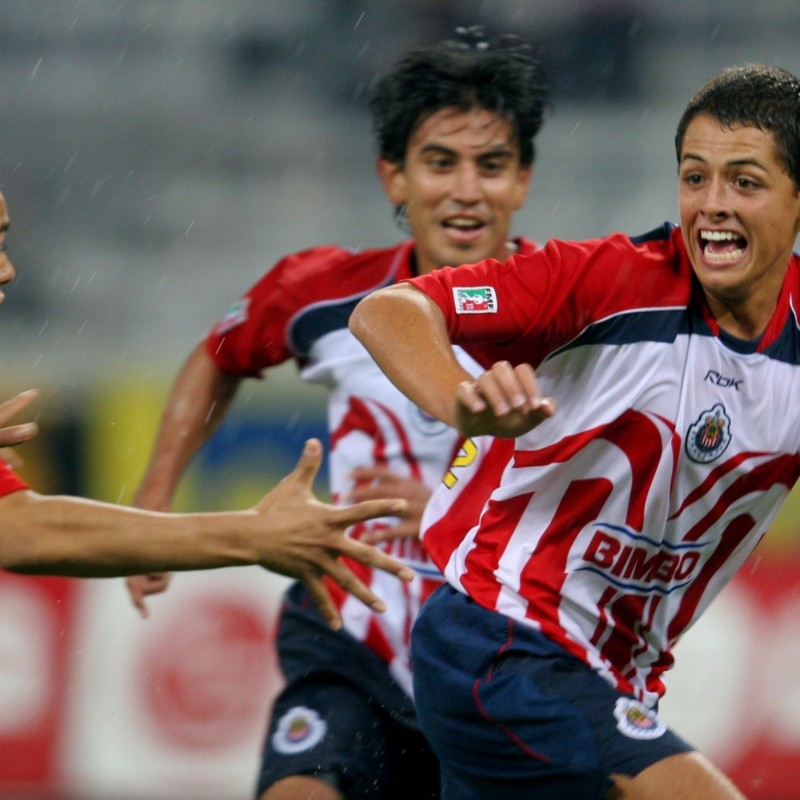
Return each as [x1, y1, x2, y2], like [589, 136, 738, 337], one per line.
[206, 238, 537, 696]
[414, 223, 800, 707]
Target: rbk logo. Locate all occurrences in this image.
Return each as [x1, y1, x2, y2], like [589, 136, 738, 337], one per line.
[704, 370, 743, 390]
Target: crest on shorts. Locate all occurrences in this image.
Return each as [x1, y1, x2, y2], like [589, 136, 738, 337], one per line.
[685, 403, 732, 464]
[613, 698, 667, 740]
[453, 286, 497, 314]
[272, 705, 328, 754]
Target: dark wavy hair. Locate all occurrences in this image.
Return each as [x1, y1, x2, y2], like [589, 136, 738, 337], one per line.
[675, 63, 800, 188]
[369, 28, 548, 167]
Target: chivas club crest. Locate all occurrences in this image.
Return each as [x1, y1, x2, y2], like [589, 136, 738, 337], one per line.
[685, 403, 732, 464]
[613, 698, 667, 740]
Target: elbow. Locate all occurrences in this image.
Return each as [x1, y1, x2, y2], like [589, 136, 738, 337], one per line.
[348, 293, 376, 346]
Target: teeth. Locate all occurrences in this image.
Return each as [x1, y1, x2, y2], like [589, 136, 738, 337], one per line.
[700, 230, 739, 241]
[446, 218, 481, 229]
[704, 248, 744, 263]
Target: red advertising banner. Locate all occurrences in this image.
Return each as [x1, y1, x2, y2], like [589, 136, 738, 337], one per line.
[0, 574, 79, 793]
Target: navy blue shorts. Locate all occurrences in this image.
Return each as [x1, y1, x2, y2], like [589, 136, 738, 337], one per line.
[255, 583, 439, 799]
[411, 586, 693, 800]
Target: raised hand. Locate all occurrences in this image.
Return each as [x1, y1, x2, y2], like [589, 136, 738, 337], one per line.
[0, 390, 39, 448]
[251, 439, 413, 629]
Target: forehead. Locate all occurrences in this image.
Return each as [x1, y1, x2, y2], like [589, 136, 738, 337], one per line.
[680, 114, 782, 167]
[408, 107, 518, 155]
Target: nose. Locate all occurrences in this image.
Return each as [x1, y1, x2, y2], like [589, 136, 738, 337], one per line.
[701, 177, 732, 219]
[451, 164, 482, 205]
[0, 253, 15, 287]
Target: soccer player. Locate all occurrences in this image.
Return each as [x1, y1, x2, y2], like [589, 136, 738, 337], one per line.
[349, 63, 800, 799]
[124, 30, 548, 800]
[0, 204, 411, 616]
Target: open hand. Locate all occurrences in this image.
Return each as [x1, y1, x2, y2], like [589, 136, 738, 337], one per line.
[0, 390, 39, 448]
[250, 439, 413, 629]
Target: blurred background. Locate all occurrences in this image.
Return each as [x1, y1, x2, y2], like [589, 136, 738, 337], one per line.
[1, 1, 800, 798]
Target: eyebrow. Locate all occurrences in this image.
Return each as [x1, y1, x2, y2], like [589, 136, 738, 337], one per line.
[680, 153, 768, 171]
[419, 143, 515, 158]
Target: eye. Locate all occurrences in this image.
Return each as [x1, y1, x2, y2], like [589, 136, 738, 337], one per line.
[426, 155, 454, 170]
[681, 172, 704, 186]
[735, 176, 759, 190]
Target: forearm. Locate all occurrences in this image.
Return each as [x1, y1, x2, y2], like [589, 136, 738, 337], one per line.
[0, 491, 259, 577]
[350, 285, 470, 427]
[136, 342, 241, 509]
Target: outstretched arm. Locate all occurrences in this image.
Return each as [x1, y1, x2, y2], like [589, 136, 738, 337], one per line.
[349, 283, 555, 439]
[0, 439, 412, 630]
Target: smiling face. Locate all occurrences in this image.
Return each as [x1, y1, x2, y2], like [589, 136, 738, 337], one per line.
[377, 107, 532, 275]
[679, 113, 800, 337]
[0, 193, 14, 307]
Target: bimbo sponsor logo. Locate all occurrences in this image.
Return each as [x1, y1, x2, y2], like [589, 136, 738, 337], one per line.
[579, 523, 707, 593]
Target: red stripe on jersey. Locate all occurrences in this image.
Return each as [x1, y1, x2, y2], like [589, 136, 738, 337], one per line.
[462, 491, 534, 609]
[364, 613, 398, 665]
[671, 450, 772, 522]
[520, 478, 614, 637]
[423, 438, 516, 573]
[331, 396, 423, 481]
[598, 593, 650, 679]
[681, 453, 800, 542]
[667, 513, 757, 646]
[596, 411, 676, 530]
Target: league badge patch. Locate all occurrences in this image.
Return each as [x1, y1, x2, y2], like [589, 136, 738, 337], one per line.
[613, 698, 667, 740]
[685, 403, 732, 464]
[453, 286, 497, 314]
[271, 705, 328, 754]
[214, 298, 250, 335]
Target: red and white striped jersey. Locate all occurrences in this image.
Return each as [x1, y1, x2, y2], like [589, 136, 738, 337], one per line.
[0, 459, 27, 497]
[206, 238, 538, 696]
[414, 224, 800, 707]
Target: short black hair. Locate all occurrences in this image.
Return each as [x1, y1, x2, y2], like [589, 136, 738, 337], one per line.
[369, 28, 548, 167]
[675, 63, 800, 188]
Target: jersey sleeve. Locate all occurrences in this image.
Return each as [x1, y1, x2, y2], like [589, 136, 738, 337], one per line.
[205, 246, 351, 377]
[0, 459, 28, 497]
[407, 239, 578, 366]
[406, 233, 678, 369]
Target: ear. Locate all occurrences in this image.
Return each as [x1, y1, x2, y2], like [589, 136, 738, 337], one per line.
[376, 157, 408, 206]
[511, 164, 534, 211]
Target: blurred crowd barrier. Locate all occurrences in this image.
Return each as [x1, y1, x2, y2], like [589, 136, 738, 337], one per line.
[1, 376, 800, 799]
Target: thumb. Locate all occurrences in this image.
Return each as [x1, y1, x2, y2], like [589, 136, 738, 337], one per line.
[288, 438, 323, 490]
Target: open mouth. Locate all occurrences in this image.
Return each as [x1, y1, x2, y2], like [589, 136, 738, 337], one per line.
[443, 216, 485, 233]
[699, 229, 747, 264]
